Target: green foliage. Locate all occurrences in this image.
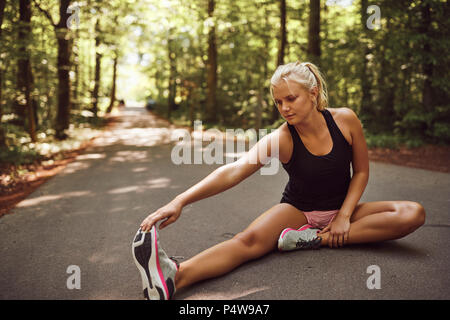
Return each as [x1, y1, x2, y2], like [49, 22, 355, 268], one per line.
[365, 133, 402, 149]
[365, 133, 425, 149]
[431, 121, 450, 143]
[0, 145, 43, 166]
[0, 0, 449, 165]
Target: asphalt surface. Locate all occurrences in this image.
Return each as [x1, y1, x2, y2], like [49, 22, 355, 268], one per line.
[0, 106, 449, 300]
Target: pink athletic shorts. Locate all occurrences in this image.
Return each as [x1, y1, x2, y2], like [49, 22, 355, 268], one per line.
[303, 209, 339, 230]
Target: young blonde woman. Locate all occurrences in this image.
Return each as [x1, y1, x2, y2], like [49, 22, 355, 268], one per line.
[132, 61, 426, 300]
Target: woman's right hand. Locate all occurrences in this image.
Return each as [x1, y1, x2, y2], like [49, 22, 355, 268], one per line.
[140, 199, 183, 232]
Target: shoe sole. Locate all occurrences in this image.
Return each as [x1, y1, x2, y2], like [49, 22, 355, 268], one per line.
[131, 226, 169, 300]
[278, 225, 321, 251]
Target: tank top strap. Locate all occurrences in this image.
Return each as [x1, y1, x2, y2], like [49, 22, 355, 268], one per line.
[321, 109, 351, 147]
[286, 122, 303, 149]
[321, 109, 337, 138]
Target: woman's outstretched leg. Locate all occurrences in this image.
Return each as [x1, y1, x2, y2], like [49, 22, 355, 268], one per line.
[320, 201, 425, 247]
[175, 203, 308, 290]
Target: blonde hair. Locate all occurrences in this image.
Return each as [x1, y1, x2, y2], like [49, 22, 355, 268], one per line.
[270, 61, 328, 111]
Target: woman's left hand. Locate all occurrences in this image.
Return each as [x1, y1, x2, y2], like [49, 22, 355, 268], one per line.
[318, 214, 351, 248]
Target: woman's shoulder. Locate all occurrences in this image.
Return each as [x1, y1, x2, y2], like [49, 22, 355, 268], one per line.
[326, 107, 359, 121]
[278, 122, 293, 143]
[273, 122, 294, 164]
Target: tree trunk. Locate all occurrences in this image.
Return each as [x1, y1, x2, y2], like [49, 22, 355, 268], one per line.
[91, 19, 101, 118]
[384, 20, 396, 130]
[72, 26, 80, 112]
[307, 0, 321, 65]
[272, 0, 287, 123]
[419, 2, 433, 114]
[0, 0, 5, 30]
[360, 0, 373, 123]
[256, 83, 264, 131]
[205, 0, 217, 123]
[375, 17, 396, 132]
[0, 0, 7, 147]
[167, 31, 176, 120]
[277, 0, 287, 66]
[55, 0, 72, 140]
[17, 0, 36, 142]
[155, 63, 163, 103]
[106, 52, 118, 114]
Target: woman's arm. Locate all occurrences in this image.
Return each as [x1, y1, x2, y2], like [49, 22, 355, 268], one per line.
[140, 129, 282, 231]
[319, 108, 369, 247]
[338, 108, 370, 219]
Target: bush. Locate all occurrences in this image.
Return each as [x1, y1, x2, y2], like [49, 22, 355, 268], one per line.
[0, 145, 43, 166]
[365, 132, 427, 149]
[365, 134, 402, 149]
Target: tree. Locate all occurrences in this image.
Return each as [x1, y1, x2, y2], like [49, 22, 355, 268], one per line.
[307, 0, 321, 65]
[167, 27, 177, 120]
[359, 0, 373, 125]
[271, 0, 287, 123]
[0, 0, 7, 147]
[91, 18, 101, 118]
[16, 0, 37, 142]
[106, 50, 118, 114]
[205, 0, 217, 123]
[34, 0, 72, 140]
[276, 0, 287, 67]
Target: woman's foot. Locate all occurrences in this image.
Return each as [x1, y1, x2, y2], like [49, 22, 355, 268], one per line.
[132, 226, 178, 300]
[278, 224, 322, 251]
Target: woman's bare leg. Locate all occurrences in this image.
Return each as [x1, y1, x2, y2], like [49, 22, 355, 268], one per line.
[320, 201, 426, 247]
[174, 203, 308, 290]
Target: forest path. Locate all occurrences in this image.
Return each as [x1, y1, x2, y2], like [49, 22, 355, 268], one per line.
[0, 105, 449, 299]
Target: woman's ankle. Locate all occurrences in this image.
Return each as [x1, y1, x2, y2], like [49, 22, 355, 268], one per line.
[174, 263, 186, 290]
[319, 231, 329, 247]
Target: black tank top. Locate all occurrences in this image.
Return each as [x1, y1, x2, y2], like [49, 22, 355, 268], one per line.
[280, 109, 352, 211]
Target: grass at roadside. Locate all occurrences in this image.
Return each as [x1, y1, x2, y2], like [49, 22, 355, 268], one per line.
[0, 116, 114, 195]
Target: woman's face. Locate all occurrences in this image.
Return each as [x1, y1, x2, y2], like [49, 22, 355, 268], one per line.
[272, 80, 317, 124]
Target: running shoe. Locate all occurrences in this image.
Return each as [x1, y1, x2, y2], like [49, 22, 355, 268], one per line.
[132, 226, 178, 300]
[278, 224, 322, 251]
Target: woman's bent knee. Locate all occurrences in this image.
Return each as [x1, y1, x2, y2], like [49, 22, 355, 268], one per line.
[396, 201, 426, 234]
[232, 231, 271, 259]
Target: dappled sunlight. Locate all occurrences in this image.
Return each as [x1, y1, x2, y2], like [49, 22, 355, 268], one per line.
[17, 191, 90, 208]
[108, 186, 140, 194]
[108, 206, 128, 213]
[92, 126, 175, 148]
[58, 152, 106, 175]
[91, 107, 177, 148]
[61, 160, 92, 174]
[107, 178, 171, 195]
[145, 177, 171, 189]
[109, 128, 173, 147]
[91, 131, 121, 146]
[2, 0, 446, 303]
[76, 153, 106, 160]
[110, 150, 148, 162]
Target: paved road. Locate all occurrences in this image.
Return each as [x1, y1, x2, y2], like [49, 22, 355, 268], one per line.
[1, 106, 449, 300]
